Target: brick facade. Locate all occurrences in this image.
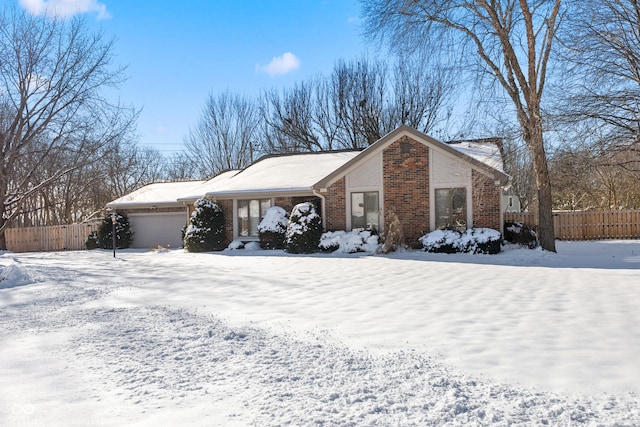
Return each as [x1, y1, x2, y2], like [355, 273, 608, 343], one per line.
[217, 199, 234, 247]
[324, 177, 346, 231]
[382, 136, 430, 244]
[472, 170, 502, 231]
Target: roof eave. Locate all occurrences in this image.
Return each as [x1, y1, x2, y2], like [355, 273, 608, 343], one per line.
[205, 187, 316, 199]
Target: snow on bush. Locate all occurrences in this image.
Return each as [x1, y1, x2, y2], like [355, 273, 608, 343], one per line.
[420, 228, 502, 254]
[257, 206, 289, 249]
[184, 198, 225, 252]
[285, 202, 323, 254]
[244, 241, 261, 251]
[227, 239, 245, 250]
[419, 229, 460, 254]
[503, 221, 538, 249]
[319, 230, 380, 254]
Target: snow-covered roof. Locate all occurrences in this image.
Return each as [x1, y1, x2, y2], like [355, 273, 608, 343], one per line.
[106, 180, 206, 208]
[205, 151, 360, 197]
[178, 170, 239, 202]
[316, 125, 510, 189]
[447, 140, 504, 173]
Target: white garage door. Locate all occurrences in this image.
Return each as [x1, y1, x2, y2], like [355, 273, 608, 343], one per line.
[128, 212, 188, 249]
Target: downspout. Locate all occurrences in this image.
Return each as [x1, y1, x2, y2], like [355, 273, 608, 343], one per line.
[312, 188, 327, 231]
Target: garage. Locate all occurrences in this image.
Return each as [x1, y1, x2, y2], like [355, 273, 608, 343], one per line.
[127, 211, 188, 249]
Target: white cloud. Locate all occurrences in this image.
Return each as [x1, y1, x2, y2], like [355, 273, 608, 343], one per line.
[19, 0, 111, 20]
[256, 52, 301, 77]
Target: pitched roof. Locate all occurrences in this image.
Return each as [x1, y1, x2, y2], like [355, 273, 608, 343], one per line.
[106, 180, 206, 209]
[177, 170, 239, 202]
[204, 151, 360, 197]
[315, 125, 510, 188]
[445, 138, 504, 173]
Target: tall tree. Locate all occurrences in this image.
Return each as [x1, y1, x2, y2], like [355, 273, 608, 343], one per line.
[361, 0, 563, 251]
[0, 7, 136, 248]
[258, 56, 456, 153]
[560, 0, 640, 170]
[185, 91, 259, 177]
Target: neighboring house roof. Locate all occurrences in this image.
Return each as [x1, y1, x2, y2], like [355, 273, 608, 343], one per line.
[204, 151, 361, 198]
[315, 125, 510, 189]
[106, 180, 206, 209]
[177, 170, 239, 202]
[446, 139, 505, 173]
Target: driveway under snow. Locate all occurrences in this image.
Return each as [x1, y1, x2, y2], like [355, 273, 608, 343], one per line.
[1, 241, 639, 425]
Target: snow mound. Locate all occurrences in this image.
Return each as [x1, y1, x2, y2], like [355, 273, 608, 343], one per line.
[0, 262, 34, 289]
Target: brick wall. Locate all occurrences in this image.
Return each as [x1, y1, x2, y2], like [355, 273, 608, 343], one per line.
[472, 170, 502, 231]
[383, 136, 430, 244]
[218, 199, 234, 246]
[324, 177, 346, 231]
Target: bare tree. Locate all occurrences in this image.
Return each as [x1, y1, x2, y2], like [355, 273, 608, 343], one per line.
[164, 151, 202, 181]
[330, 58, 389, 148]
[0, 7, 137, 248]
[390, 54, 456, 135]
[361, 0, 563, 251]
[185, 91, 259, 177]
[560, 0, 640, 169]
[258, 56, 457, 153]
[261, 81, 324, 153]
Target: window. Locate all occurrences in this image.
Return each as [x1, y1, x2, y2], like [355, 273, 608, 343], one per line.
[351, 191, 379, 230]
[435, 188, 467, 230]
[238, 199, 271, 237]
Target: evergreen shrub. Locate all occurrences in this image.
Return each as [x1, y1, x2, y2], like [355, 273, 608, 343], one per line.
[503, 221, 538, 249]
[184, 198, 225, 252]
[258, 206, 289, 249]
[419, 228, 502, 254]
[96, 213, 133, 249]
[285, 202, 323, 254]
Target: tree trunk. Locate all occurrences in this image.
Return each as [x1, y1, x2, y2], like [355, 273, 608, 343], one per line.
[0, 216, 7, 251]
[524, 117, 557, 252]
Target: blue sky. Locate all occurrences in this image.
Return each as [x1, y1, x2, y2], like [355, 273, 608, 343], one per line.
[15, 0, 368, 154]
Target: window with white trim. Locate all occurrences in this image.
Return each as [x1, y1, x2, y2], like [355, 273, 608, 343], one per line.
[238, 199, 271, 237]
[351, 191, 379, 230]
[435, 188, 467, 229]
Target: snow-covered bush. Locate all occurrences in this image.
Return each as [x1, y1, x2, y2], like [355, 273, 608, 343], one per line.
[503, 221, 538, 249]
[184, 198, 225, 252]
[458, 228, 502, 254]
[319, 230, 380, 253]
[227, 239, 262, 251]
[419, 228, 502, 254]
[418, 229, 460, 254]
[257, 206, 289, 249]
[96, 213, 133, 249]
[227, 239, 245, 250]
[285, 202, 323, 254]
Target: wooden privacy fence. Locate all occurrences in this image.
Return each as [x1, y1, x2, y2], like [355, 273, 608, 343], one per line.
[505, 210, 640, 240]
[5, 222, 100, 253]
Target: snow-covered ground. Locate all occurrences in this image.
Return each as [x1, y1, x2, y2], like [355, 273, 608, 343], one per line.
[1, 240, 639, 426]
